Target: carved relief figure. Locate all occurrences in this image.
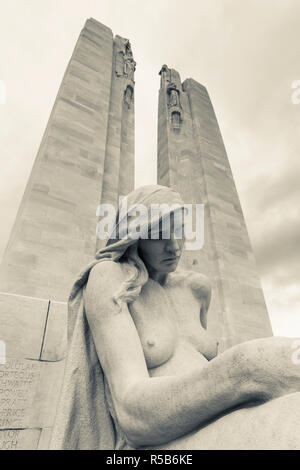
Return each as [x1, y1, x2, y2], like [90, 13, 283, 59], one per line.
[168, 86, 180, 107]
[171, 111, 181, 131]
[124, 85, 134, 109]
[115, 38, 136, 82]
[124, 56, 136, 82]
[51, 185, 300, 450]
[167, 83, 182, 131]
[125, 39, 133, 58]
[159, 64, 171, 87]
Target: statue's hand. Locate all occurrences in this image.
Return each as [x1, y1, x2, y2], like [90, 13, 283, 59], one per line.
[235, 337, 300, 401]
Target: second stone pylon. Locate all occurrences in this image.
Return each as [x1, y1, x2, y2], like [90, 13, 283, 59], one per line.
[157, 65, 272, 350]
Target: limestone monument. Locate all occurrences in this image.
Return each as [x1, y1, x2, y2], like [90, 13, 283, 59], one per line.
[0, 18, 135, 450]
[0, 18, 298, 451]
[158, 65, 273, 350]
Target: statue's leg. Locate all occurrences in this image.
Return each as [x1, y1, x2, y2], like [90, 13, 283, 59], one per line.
[149, 392, 300, 450]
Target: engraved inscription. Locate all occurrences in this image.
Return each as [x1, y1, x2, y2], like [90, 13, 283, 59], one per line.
[0, 429, 20, 450]
[0, 359, 40, 442]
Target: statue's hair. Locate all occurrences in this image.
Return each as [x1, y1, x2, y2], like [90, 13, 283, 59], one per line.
[113, 243, 149, 308]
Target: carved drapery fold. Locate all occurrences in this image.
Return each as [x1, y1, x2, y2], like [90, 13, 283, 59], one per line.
[124, 85, 134, 109]
[115, 37, 136, 82]
[167, 82, 182, 132]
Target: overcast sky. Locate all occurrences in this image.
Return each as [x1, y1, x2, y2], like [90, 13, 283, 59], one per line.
[0, 0, 299, 336]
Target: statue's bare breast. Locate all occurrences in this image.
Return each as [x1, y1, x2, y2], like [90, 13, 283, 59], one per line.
[128, 271, 218, 377]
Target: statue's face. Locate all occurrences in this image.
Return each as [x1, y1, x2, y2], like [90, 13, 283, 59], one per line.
[138, 212, 184, 274]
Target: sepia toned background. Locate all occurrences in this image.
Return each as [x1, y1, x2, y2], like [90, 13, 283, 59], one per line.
[0, 0, 299, 336]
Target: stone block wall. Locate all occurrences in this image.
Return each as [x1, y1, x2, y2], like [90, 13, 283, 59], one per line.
[0, 292, 67, 450]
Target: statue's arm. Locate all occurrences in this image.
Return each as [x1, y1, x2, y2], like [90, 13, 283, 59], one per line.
[84, 261, 265, 447]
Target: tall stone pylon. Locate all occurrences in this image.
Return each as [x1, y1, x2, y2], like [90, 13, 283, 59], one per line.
[0, 18, 135, 301]
[157, 65, 272, 350]
[0, 19, 135, 450]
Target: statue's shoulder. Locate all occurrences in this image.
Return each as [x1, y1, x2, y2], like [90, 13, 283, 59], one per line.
[88, 259, 129, 288]
[168, 269, 211, 300]
[85, 260, 130, 316]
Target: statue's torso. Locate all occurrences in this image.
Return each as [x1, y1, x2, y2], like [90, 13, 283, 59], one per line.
[128, 272, 218, 378]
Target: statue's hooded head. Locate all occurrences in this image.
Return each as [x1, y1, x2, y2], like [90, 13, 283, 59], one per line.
[96, 185, 185, 306]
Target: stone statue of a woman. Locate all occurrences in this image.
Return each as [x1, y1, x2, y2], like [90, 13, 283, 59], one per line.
[51, 185, 300, 450]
